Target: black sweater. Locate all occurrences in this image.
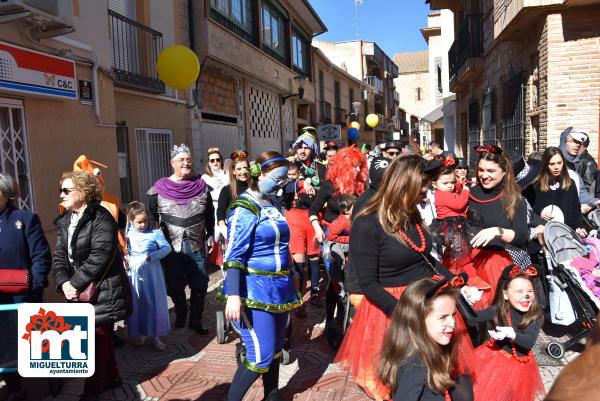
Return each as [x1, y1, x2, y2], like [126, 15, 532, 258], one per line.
[309, 180, 341, 223]
[350, 213, 451, 316]
[217, 181, 248, 222]
[468, 186, 529, 250]
[391, 355, 447, 401]
[464, 306, 542, 356]
[524, 179, 583, 230]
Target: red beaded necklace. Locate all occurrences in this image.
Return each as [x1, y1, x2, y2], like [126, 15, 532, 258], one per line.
[469, 190, 504, 203]
[397, 221, 426, 253]
[504, 306, 531, 363]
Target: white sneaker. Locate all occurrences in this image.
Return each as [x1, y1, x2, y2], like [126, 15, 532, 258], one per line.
[150, 337, 166, 351]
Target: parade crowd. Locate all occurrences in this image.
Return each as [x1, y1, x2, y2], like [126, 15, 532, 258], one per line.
[2, 126, 600, 401]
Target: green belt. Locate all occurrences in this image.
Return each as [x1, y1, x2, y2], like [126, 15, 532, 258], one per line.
[224, 261, 290, 277]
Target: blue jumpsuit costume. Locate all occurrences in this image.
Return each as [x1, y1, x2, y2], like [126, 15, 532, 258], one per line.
[219, 193, 301, 373]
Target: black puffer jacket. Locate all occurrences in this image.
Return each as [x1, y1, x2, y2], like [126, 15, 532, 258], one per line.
[52, 202, 131, 325]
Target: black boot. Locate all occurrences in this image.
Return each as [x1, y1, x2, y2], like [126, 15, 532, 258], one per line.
[262, 360, 280, 398]
[189, 289, 208, 334]
[172, 296, 188, 329]
[262, 389, 284, 401]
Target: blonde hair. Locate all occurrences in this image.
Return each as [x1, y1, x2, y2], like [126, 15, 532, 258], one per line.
[358, 154, 428, 239]
[61, 171, 102, 205]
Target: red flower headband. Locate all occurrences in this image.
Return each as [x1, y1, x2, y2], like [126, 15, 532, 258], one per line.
[474, 144, 502, 154]
[442, 156, 456, 168]
[426, 273, 467, 298]
[231, 148, 248, 160]
[503, 265, 538, 280]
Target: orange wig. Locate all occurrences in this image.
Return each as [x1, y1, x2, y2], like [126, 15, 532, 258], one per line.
[325, 146, 368, 195]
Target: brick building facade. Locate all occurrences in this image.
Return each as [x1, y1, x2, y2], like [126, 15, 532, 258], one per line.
[430, 0, 600, 164]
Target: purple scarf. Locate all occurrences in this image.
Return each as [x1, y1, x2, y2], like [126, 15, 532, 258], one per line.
[154, 175, 207, 201]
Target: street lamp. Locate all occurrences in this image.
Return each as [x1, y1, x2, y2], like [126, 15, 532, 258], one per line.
[281, 76, 306, 105]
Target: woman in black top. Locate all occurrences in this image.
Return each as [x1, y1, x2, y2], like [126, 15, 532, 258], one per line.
[335, 155, 477, 401]
[468, 146, 529, 306]
[524, 147, 586, 234]
[216, 157, 250, 240]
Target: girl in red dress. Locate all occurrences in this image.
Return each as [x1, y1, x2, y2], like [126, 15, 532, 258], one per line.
[466, 264, 545, 401]
[431, 157, 491, 301]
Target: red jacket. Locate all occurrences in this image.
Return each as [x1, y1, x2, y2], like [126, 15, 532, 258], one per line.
[434, 189, 470, 219]
[326, 214, 351, 243]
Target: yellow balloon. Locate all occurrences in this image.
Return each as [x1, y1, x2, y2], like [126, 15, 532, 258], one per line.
[350, 121, 360, 129]
[157, 45, 200, 89]
[366, 114, 379, 128]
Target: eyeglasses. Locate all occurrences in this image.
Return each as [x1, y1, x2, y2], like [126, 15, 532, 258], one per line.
[266, 172, 291, 187]
[59, 187, 76, 195]
[173, 158, 193, 165]
[209, 158, 221, 163]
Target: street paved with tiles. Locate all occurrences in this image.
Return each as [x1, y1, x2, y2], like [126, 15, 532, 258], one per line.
[1, 266, 578, 400]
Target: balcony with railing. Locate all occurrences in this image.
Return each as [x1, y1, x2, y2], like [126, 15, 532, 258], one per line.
[365, 75, 384, 94]
[109, 9, 165, 94]
[448, 13, 483, 92]
[320, 101, 332, 124]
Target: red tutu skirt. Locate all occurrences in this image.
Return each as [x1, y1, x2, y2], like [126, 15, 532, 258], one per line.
[473, 341, 545, 401]
[335, 286, 477, 400]
[470, 249, 513, 308]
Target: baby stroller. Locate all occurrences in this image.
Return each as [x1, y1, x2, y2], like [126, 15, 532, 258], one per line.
[542, 221, 600, 358]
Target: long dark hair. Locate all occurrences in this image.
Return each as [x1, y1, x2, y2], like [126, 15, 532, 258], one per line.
[477, 149, 522, 220]
[539, 146, 572, 192]
[378, 278, 458, 393]
[491, 268, 543, 330]
[230, 157, 249, 199]
[248, 151, 288, 191]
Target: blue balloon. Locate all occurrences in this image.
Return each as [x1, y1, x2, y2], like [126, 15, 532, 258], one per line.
[347, 127, 360, 140]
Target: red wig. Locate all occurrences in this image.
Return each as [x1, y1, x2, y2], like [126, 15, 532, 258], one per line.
[325, 146, 368, 195]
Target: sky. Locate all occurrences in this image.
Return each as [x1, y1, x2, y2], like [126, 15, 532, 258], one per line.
[309, 0, 431, 57]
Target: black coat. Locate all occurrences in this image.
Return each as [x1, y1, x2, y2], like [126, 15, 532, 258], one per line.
[52, 202, 131, 326]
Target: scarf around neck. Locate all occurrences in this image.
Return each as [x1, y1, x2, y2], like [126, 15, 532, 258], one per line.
[154, 175, 207, 201]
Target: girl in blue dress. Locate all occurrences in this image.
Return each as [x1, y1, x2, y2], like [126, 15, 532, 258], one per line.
[219, 151, 301, 401]
[125, 201, 172, 351]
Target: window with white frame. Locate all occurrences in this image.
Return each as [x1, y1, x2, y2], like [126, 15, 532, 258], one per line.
[0, 99, 34, 210]
[135, 128, 173, 204]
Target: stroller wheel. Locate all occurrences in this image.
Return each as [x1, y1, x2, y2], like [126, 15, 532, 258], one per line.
[216, 311, 227, 344]
[546, 342, 565, 359]
[280, 349, 291, 365]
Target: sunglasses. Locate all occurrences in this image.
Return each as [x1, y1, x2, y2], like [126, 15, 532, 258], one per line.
[59, 187, 76, 195]
[386, 151, 400, 156]
[209, 158, 221, 163]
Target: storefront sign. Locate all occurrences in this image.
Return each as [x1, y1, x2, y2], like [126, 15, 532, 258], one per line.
[317, 125, 341, 141]
[0, 41, 77, 100]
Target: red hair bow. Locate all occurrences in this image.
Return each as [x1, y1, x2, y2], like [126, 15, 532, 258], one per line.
[507, 265, 538, 279]
[442, 156, 456, 168]
[427, 273, 467, 298]
[474, 145, 502, 154]
[231, 149, 248, 159]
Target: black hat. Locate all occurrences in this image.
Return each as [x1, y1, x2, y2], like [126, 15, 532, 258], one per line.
[382, 141, 402, 151]
[506, 148, 543, 189]
[423, 158, 442, 174]
[456, 158, 468, 169]
[368, 157, 391, 190]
